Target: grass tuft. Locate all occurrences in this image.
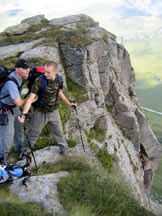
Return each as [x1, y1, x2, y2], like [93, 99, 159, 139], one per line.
[58, 162, 154, 216]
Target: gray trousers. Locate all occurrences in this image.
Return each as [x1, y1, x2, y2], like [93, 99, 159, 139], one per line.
[22, 109, 68, 151]
[0, 107, 24, 158]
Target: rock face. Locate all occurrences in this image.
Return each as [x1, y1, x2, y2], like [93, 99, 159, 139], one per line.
[1, 14, 161, 214]
[0, 38, 43, 60]
[3, 15, 46, 36]
[10, 171, 69, 215]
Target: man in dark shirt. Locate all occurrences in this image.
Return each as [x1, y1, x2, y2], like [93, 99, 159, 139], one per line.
[19, 61, 77, 158]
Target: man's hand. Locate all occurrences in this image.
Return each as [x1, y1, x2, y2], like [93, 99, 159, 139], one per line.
[18, 115, 25, 123]
[70, 102, 78, 110]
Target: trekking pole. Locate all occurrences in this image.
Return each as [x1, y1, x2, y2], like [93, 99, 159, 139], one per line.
[72, 100, 85, 153]
[22, 123, 38, 170]
[22, 161, 46, 187]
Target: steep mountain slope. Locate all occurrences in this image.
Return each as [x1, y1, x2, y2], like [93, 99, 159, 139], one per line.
[0, 14, 162, 215]
[124, 29, 162, 204]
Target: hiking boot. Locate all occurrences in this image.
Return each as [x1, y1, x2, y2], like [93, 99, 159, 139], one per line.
[19, 150, 31, 160]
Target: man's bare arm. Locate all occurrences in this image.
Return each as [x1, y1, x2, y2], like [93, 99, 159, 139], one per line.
[58, 90, 77, 108]
[22, 92, 38, 114]
[13, 98, 26, 107]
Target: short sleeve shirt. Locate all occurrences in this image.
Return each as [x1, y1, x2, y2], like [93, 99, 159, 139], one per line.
[0, 71, 22, 106]
[31, 74, 63, 112]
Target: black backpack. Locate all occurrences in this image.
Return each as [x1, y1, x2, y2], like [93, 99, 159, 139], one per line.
[0, 67, 23, 125]
[0, 67, 22, 100]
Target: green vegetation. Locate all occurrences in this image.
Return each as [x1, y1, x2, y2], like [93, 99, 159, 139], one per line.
[79, 15, 98, 27]
[151, 158, 162, 204]
[0, 21, 48, 46]
[36, 157, 91, 175]
[27, 57, 48, 66]
[87, 137, 116, 171]
[125, 146, 138, 173]
[142, 110, 162, 203]
[0, 186, 51, 216]
[58, 96, 71, 125]
[125, 37, 162, 203]
[56, 157, 153, 216]
[143, 110, 162, 143]
[35, 156, 155, 216]
[117, 124, 131, 141]
[0, 21, 93, 48]
[89, 120, 106, 142]
[125, 38, 162, 89]
[106, 104, 113, 113]
[67, 139, 78, 148]
[108, 135, 112, 139]
[0, 56, 47, 70]
[103, 33, 109, 44]
[135, 84, 162, 112]
[0, 56, 19, 68]
[27, 22, 49, 33]
[96, 147, 113, 171]
[66, 73, 89, 104]
[35, 26, 93, 48]
[3, 150, 154, 216]
[0, 31, 42, 46]
[63, 204, 96, 216]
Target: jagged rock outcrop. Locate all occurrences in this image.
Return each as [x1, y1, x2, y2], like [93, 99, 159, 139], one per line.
[0, 14, 161, 214]
[0, 38, 43, 60]
[49, 14, 81, 26]
[3, 15, 46, 36]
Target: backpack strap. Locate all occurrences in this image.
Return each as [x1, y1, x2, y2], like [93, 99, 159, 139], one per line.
[40, 74, 47, 97]
[39, 73, 61, 98]
[32, 74, 47, 108]
[34, 74, 62, 109]
[0, 76, 22, 100]
[55, 73, 62, 106]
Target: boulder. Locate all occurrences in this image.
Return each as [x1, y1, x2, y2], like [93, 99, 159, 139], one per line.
[49, 15, 81, 26]
[62, 23, 78, 30]
[16, 146, 63, 168]
[21, 15, 46, 25]
[3, 23, 30, 36]
[9, 172, 69, 214]
[136, 109, 162, 158]
[88, 26, 106, 40]
[113, 101, 130, 114]
[116, 111, 138, 129]
[0, 38, 44, 60]
[20, 45, 60, 63]
[3, 15, 47, 36]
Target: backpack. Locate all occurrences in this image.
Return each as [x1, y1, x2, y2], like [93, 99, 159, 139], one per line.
[0, 67, 23, 125]
[0, 66, 22, 100]
[27, 66, 62, 108]
[0, 155, 31, 186]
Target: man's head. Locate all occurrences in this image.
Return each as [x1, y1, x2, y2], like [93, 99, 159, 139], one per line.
[15, 59, 30, 79]
[44, 61, 58, 80]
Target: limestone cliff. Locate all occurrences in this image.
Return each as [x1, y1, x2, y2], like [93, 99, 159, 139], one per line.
[0, 14, 162, 214]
